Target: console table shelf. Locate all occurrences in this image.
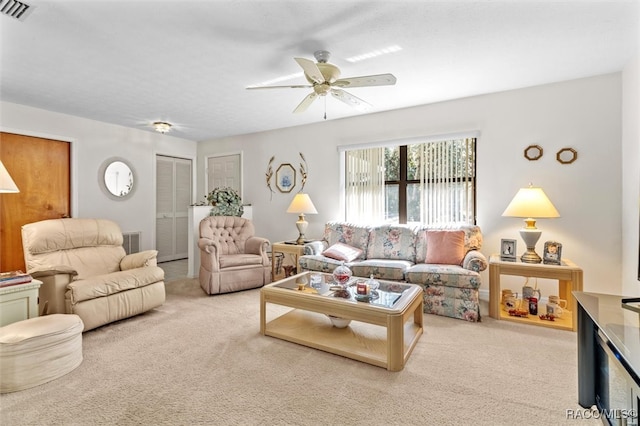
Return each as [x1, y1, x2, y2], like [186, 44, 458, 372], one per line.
[488, 254, 583, 331]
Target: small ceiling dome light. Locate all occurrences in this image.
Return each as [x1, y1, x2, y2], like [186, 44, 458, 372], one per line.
[153, 121, 172, 134]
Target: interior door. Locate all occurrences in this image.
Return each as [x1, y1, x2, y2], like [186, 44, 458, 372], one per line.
[0, 132, 71, 272]
[207, 154, 241, 196]
[156, 155, 191, 263]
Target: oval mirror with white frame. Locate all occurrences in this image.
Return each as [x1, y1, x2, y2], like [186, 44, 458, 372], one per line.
[99, 158, 136, 200]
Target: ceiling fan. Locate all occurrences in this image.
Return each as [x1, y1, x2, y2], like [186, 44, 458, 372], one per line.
[247, 50, 396, 116]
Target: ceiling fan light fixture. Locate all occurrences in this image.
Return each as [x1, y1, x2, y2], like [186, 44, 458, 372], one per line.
[153, 121, 172, 134]
[248, 50, 396, 117]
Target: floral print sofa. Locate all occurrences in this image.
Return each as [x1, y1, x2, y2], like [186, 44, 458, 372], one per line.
[299, 221, 488, 322]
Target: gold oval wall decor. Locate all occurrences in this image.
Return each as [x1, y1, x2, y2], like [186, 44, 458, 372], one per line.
[524, 144, 543, 161]
[556, 147, 578, 164]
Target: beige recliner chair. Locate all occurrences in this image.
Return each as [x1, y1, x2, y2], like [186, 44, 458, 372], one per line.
[198, 216, 271, 295]
[21, 218, 165, 331]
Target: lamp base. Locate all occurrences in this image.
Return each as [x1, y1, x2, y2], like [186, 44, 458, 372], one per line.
[295, 214, 308, 246]
[520, 249, 542, 264]
[519, 226, 542, 264]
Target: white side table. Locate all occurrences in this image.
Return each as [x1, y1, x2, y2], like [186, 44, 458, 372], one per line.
[0, 279, 42, 327]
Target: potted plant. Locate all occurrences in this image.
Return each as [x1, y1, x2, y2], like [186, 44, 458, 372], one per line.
[206, 187, 244, 217]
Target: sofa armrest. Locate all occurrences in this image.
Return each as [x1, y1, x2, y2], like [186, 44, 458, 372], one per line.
[246, 237, 269, 255]
[463, 250, 488, 272]
[29, 265, 78, 279]
[28, 269, 76, 315]
[304, 241, 327, 255]
[198, 238, 219, 255]
[120, 250, 158, 270]
[246, 237, 270, 265]
[198, 238, 220, 272]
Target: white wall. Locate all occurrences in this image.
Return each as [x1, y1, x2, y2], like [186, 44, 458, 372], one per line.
[199, 74, 623, 295]
[0, 102, 198, 251]
[0, 73, 628, 296]
[622, 49, 640, 297]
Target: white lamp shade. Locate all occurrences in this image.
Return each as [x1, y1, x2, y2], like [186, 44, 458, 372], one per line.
[0, 160, 20, 193]
[502, 184, 559, 263]
[286, 193, 318, 215]
[502, 186, 560, 219]
[286, 193, 317, 245]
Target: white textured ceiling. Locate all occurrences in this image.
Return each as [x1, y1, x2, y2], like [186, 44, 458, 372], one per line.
[1, 0, 638, 142]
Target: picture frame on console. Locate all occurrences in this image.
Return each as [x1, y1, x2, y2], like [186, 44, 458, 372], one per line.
[500, 239, 517, 261]
[543, 241, 562, 265]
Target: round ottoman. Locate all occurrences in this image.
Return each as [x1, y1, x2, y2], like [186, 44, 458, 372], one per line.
[0, 314, 84, 393]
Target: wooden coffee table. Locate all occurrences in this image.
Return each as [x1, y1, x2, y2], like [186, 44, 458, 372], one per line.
[260, 272, 423, 371]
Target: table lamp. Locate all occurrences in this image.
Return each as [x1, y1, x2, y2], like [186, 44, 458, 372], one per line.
[0, 160, 20, 193]
[502, 184, 560, 263]
[286, 193, 318, 245]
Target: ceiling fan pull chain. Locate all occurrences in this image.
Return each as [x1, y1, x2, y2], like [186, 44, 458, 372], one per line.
[324, 96, 327, 120]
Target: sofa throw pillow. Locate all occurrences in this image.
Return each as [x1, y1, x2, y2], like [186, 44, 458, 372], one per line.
[322, 242, 363, 263]
[425, 230, 466, 265]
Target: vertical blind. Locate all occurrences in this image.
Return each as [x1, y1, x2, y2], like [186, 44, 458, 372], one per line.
[419, 137, 475, 224]
[344, 137, 476, 225]
[345, 148, 385, 222]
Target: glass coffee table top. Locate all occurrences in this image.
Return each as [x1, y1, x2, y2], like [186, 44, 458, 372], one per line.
[272, 272, 411, 309]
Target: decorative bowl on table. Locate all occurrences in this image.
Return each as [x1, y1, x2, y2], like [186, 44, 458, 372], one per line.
[327, 315, 351, 328]
[332, 262, 352, 286]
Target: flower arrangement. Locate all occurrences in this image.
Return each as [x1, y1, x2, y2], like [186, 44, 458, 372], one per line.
[206, 187, 244, 217]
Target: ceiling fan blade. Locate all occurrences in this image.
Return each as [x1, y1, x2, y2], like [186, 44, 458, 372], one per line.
[246, 84, 312, 90]
[294, 57, 325, 84]
[293, 92, 318, 113]
[333, 73, 397, 88]
[330, 89, 372, 111]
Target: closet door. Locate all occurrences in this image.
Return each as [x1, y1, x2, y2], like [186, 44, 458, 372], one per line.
[156, 155, 191, 263]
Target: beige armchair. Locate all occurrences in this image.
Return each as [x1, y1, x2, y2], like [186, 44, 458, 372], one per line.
[21, 218, 165, 331]
[198, 216, 271, 295]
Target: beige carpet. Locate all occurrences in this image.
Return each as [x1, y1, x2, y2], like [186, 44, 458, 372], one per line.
[0, 278, 598, 425]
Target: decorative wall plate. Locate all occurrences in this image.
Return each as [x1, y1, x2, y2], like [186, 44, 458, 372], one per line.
[556, 147, 578, 164]
[524, 144, 543, 161]
[275, 163, 296, 193]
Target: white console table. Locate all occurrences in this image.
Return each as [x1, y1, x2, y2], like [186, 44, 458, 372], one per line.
[187, 205, 253, 278]
[0, 279, 42, 326]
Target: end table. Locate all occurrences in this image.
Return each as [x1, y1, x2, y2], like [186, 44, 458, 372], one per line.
[0, 279, 42, 326]
[488, 254, 583, 331]
[271, 242, 306, 281]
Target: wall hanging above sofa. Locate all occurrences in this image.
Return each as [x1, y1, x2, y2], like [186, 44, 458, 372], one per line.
[265, 152, 308, 199]
[556, 147, 578, 164]
[524, 144, 543, 161]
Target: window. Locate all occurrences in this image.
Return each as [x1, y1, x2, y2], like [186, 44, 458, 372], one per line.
[344, 137, 476, 225]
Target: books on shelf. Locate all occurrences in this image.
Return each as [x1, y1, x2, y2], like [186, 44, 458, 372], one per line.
[0, 270, 33, 287]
